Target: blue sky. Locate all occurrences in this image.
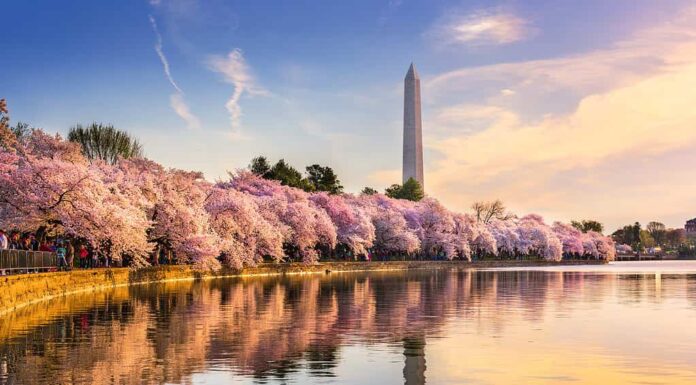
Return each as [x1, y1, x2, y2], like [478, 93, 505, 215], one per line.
[3, 0, 696, 230]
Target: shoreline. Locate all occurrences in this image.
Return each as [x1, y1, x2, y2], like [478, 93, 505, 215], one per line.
[0, 259, 606, 316]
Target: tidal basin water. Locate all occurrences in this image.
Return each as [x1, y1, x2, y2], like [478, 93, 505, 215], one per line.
[2, 262, 696, 385]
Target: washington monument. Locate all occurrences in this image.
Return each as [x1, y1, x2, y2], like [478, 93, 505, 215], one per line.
[403, 63, 424, 190]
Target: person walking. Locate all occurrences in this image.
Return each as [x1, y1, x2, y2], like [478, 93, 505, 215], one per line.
[66, 241, 75, 270]
[91, 249, 99, 269]
[78, 244, 88, 269]
[56, 241, 67, 271]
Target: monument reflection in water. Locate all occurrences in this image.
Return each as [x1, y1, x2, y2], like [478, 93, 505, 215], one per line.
[2, 263, 696, 385]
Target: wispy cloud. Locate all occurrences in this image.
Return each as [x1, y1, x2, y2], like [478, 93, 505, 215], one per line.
[149, 15, 181, 93]
[170, 93, 201, 129]
[429, 8, 531, 47]
[208, 49, 267, 136]
[148, 15, 200, 129]
[422, 7, 696, 228]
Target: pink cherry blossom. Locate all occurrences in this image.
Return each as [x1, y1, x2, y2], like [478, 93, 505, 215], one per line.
[310, 193, 375, 257]
[0, 128, 617, 268]
[355, 194, 420, 255]
[0, 130, 152, 265]
[552, 222, 585, 256]
[206, 186, 284, 268]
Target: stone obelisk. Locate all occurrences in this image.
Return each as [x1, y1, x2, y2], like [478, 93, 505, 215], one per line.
[403, 63, 424, 190]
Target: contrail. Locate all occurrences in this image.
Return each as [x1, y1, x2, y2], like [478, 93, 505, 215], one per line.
[149, 15, 182, 94]
[148, 15, 200, 129]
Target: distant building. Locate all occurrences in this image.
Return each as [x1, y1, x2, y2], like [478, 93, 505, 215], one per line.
[686, 218, 696, 234]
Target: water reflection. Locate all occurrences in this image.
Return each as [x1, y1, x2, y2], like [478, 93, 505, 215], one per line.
[1, 263, 696, 384]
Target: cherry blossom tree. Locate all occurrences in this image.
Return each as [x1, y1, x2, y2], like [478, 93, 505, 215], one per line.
[516, 214, 563, 261]
[0, 123, 618, 267]
[151, 170, 220, 268]
[310, 193, 375, 258]
[451, 214, 474, 261]
[552, 222, 615, 260]
[206, 186, 284, 268]
[280, 191, 337, 263]
[225, 171, 337, 263]
[552, 222, 585, 256]
[487, 219, 520, 257]
[355, 194, 419, 256]
[0, 130, 152, 265]
[585, 230, 616, 261]
[464, 215, 497, 257]
[114, 158, 224, 268]
[408, 198, 462, 259]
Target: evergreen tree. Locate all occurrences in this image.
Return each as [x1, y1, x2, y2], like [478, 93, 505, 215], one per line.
[306, 164, 343, 194]
[384, 184, 402, 199]
[268, 159, 307, 189]
[384, 178, 423, 201]
[248, 156, 344, 194]
[400, 178, 424, 201]
[249, 156, 272, 177]
[361, 187, 378, 195]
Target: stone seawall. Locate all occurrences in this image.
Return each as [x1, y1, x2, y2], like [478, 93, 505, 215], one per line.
[0, 259, 605, 315]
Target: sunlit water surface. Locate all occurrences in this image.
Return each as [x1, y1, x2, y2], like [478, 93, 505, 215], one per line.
[2, 261, 696, 385]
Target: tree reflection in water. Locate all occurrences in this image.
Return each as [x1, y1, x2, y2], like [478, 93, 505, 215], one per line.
[1, 268, 695, 385]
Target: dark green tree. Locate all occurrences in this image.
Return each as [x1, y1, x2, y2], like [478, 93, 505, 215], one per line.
[248, 156, 346, 194]
[571, 219, 604, 234]
[611, 228, 627, 244]
[384, 184, 402, 199]
[305, 164, 343, 194]
[612, 222, 643, 248]
[632, 222, 641, 247]
[249, 156, 272, 177]
[384, 178, 424, 202]
[297, 179, 315, 192]
[361, 187, 378, 195]
[268, 159, 307, 189]
[68, 123, 143, 164]
[400, 178, 424, 201]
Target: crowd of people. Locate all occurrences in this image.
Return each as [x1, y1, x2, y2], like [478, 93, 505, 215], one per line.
[0, 229, 109, 271]
[0, 228, 182, 274]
